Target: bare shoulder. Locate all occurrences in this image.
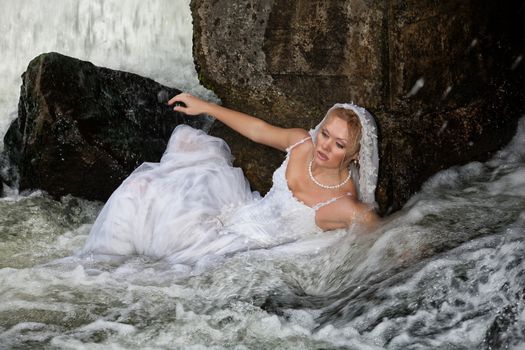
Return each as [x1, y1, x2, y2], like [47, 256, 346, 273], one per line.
[286, 128, 311, 149]
[252, 123, 309, 152]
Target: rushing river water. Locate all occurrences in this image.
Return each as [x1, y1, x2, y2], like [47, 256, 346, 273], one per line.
[0, 118, 524, 349]
[1, 1, 524, 349]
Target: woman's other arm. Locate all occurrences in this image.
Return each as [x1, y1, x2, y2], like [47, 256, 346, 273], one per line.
[168, 93, 307, 151]
[317, 197, 380, 232]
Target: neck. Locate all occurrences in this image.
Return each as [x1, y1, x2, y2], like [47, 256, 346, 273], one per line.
[308, 158, 351, 190]
[310, 159, 349, 181]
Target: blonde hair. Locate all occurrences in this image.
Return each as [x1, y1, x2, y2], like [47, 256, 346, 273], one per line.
[326, 108, 362, 163]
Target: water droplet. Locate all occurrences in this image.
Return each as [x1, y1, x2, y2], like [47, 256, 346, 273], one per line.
[438, 121, 448, 135]
[442, 85, 453, 99]
[407, 78, 425, 97]
[511, 55, 522, 70]
[468, 38, 478, 50]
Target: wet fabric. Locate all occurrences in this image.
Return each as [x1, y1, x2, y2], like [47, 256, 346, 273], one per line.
[82, 125, 323, 263]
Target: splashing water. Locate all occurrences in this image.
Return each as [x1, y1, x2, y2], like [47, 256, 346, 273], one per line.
[0, 117, 523, 349]
[0, 0, 217, 144]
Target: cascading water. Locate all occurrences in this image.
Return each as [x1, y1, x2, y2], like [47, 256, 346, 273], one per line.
[0, 0, 216, 144]
[1, 1, 524, 349]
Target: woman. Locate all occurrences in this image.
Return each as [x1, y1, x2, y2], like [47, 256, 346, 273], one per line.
[82, 93, 379, 263]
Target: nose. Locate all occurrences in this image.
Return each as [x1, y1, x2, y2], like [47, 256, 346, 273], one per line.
[321, 139, 331, 152]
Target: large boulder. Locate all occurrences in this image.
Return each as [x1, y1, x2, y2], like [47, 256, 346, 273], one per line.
[3, 52, 210, 201]
[191, 0, 525, 213]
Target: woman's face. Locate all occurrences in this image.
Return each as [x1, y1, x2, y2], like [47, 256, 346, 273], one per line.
[314, 115, 355, 169]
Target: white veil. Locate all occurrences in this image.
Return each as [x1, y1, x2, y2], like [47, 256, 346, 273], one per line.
[309, 103, 379, 206]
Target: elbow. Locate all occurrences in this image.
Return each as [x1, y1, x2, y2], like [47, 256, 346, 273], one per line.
[363, 209, 381, 231]
[351, 205, 381, 232]
[367, 208, 380, 223]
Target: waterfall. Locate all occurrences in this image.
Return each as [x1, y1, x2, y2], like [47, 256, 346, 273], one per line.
[0, 0, 216, 145]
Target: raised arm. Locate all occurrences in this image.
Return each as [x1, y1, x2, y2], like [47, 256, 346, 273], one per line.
[168, 93, 307, 152]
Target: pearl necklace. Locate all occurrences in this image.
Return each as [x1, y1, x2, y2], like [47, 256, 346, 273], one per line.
[308, 159, 351, 189]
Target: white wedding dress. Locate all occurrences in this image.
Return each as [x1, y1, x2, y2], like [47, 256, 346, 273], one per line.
[82, 103, 379, 264]
[82, 125, 325, 264]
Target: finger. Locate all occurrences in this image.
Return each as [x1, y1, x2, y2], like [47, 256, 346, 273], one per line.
[167, 97, 178, 106]
[173, 106, 187, 113]
[167, 93, 184, 106]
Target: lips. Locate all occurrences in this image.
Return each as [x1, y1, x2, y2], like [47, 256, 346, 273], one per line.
[317, 151, 328, 161]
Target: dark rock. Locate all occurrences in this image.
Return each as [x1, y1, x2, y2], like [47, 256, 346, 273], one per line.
[3, 52, 209, 201]
[0, 152, 12, 197]
[191, 0, 525, 214]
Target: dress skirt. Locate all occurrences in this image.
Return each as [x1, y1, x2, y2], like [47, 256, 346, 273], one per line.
[82, 125, 258, 262]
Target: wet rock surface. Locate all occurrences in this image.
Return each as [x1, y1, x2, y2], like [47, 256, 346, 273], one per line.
[3, 52, 209, 201]
[192, 0, 525, 213]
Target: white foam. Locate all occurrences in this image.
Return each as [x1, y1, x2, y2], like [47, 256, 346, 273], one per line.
[77, 320, 135, 335]
[0, 0, 218, 144]
[0, 126, 524, 348]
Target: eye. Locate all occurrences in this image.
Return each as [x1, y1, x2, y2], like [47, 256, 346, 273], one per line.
[336, 143, 345, 149]
[321, 131, 328, 138]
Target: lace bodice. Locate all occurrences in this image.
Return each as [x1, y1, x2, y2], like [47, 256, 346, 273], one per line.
[216, 151, 322, 246]
[217, 137, 355, 246]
